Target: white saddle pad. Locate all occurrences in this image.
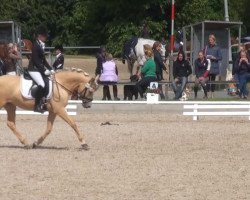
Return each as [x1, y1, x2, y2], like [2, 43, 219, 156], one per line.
[20, 75, 53, 99]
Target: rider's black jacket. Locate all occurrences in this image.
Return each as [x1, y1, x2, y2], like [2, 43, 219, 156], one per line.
[28, 40, 52, 74]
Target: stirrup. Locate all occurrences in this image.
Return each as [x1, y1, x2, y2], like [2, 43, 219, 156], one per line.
[34, 105, 45, 113]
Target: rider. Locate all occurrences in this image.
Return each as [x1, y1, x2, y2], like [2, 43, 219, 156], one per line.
[28, 25, 55, 113]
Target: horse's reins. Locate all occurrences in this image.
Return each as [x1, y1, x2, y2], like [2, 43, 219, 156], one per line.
[52, 75, 94, 103]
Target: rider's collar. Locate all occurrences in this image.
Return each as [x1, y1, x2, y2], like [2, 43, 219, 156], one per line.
[38, 40, 45, 50]
[56, 52, 62, 58]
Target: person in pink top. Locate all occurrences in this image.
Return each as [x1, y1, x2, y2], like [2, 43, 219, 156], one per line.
[96, 53, 120, 100]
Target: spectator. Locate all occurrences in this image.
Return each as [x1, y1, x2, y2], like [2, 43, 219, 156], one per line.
[204, 34, 222, 98]
[95, 46, 115, 100]
[234, 50, 250, 99]
[194, 50, 211, 99]
[96, 53, 120, 100]
[136, 47, 157, 99]
[95, 46, 109, 99]
[232, 44, 246, 95]
[13, 43, 23, 75]
[0, 42, 8, 75]
[172, 51, 192, 100]
[153, 41, 167, 99]
[3, 43, 22, 75]
[53, 45, 64, 71]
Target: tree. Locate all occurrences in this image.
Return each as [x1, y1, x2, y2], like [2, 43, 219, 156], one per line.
[0, 0, 248, 56]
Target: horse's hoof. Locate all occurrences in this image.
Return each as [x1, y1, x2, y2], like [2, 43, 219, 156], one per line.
[24, 144, 33, 149]
[32, 142, 38, 149]
[81, 144, 90, 151]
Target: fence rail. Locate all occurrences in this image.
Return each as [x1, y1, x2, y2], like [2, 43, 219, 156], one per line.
[183, 102, 250, 120]
[0, 104, 77, 116]
[98, 80, 237, 85]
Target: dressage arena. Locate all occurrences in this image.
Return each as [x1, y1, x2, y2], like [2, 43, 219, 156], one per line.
[0, 58, 249, 199]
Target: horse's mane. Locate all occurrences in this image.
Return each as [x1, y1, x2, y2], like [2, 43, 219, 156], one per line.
[69, 67, 89, 76]
[55, 67, 90, 80]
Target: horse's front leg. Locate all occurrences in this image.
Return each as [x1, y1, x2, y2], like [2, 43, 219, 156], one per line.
[127, 59, 133, 77]
[32, 112, 56, 148]
[57, 108, 89, 150]
[4, 103, 29, 147]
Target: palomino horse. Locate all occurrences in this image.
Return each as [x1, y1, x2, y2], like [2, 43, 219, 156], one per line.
[0, 70, 98, 150]
[122, 38, 166, 76]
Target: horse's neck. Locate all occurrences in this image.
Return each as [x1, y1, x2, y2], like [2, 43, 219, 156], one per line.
[137, 38, 155, 52]
[56, 72, 87, 90]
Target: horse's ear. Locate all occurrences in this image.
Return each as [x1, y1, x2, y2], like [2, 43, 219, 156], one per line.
[89, 77, 95, 84]
[89, 77, 98, 90]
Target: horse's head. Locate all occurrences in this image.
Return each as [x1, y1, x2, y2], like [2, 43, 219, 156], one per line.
[77, 77, 98, 108]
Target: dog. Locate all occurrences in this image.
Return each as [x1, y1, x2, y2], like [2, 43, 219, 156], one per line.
[179, 84, 191, 101]
[123, 75, 139, 100]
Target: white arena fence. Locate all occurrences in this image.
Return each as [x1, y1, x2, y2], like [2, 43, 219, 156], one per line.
[0, 104, 77, 116]
[2, 101, 250, 121]
[183, 101, 250, 120]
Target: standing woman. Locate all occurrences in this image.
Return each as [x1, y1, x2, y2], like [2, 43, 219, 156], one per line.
[194, 50, 211, 99]
[28, 25, 54, 113]
[136, 47, 157, 99]
[204, 34, 222, 98]
[153, 41, 167, 99]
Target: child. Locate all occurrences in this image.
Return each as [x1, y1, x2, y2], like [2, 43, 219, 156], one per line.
[53, 45, 64, 71]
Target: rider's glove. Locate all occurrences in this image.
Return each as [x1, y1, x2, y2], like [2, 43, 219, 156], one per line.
[44, 69, 51, 76]
[50, 70, 55, 75]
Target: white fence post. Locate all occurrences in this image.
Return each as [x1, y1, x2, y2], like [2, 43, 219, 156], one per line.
[193, 103, 198, 121]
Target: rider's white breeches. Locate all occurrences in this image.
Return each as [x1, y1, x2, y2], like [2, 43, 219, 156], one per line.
[28, 72, 45, 88]
[6, 71, 17, 76]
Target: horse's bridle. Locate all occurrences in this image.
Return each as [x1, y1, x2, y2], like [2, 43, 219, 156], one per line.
[53, 77, 95, 103]
[77, 82, 95, 103]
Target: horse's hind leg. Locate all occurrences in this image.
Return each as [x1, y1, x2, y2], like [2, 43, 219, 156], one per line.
[4, 103, 29, 146]
[33, 112, 56, 147]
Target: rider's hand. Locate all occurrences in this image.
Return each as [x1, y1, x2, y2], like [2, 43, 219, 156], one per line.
[50, 70, 55, 74]
[44, 69, 51, 76]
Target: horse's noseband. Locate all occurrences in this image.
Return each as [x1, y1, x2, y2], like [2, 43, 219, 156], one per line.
[78, 83, 94, 103]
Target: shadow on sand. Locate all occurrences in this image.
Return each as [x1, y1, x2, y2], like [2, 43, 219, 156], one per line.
[0, 145, 69, 151]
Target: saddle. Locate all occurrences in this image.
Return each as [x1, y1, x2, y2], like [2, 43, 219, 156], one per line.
[20, 71, 53, 100]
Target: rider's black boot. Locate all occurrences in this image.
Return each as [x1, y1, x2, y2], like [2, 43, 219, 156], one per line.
[34, 86, 45, 113]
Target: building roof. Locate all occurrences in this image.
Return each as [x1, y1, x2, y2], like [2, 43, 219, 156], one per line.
[184, 20, 242, 30]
